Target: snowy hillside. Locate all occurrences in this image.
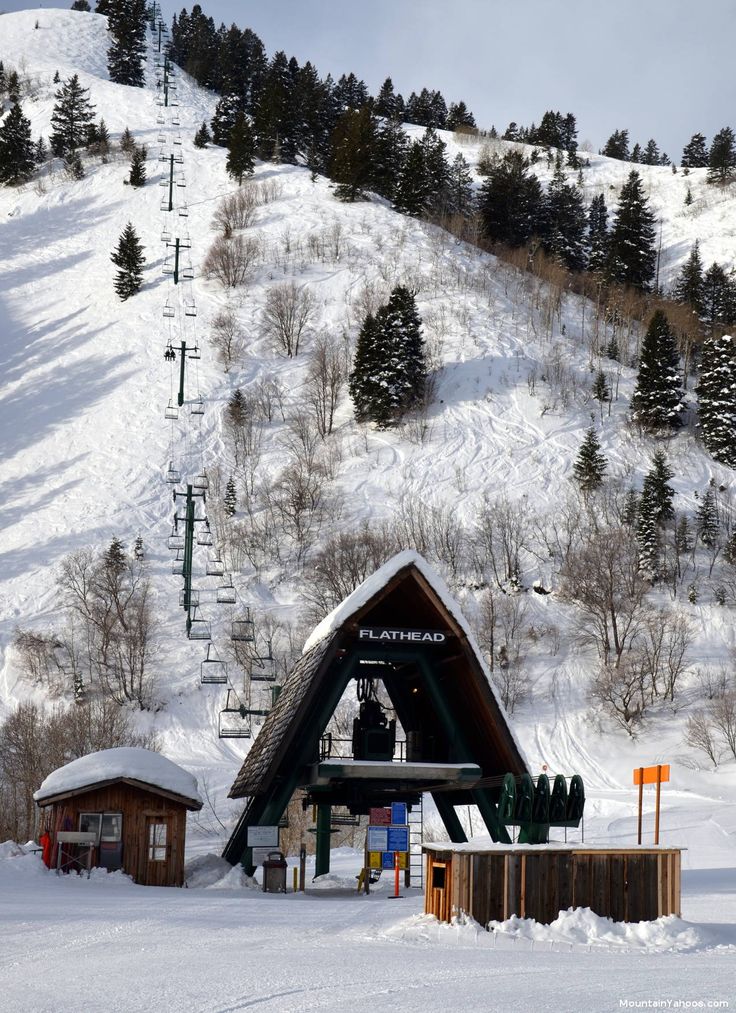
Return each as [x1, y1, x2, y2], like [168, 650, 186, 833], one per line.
[1, 7, 736, 866]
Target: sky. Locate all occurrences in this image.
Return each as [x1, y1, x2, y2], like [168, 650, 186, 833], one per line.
[4, 0, 734, 158]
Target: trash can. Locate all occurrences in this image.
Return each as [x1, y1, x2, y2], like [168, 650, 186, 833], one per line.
[262, 850, 287, 893]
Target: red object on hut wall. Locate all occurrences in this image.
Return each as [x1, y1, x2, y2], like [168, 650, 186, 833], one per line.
[39, 831, 52, 868]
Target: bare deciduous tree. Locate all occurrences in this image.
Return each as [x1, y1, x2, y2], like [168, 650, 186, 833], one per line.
[559, 527, 649, 666]
[589, 659, 648, 735]
[202, 235, 261, 288]
[685, 710, 721, 766]
[211, 185, 258, 237]
[210, 308, 244, 372]
[305, 335, 346, 438]
[262, 282, 315, 357]
[302, 523, 399, 620]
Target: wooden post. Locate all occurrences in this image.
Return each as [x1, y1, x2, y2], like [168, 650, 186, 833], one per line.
[637, 767, 644, 845]
[655, 765, 663, 844]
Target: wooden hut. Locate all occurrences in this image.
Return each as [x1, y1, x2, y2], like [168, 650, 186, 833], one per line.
[34, 747, 202, 887]
[424, 842, 681, 925]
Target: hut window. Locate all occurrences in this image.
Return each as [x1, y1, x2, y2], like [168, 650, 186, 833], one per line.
[79, 813, 102, 840]
[101, 813, 122, 842]
[148, 822, 168, 861]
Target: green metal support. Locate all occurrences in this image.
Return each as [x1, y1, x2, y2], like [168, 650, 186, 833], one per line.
[432, 792, 468, 844]
[182, 484, 194, 619]
[173, 237, 180, 285]
[177, 342, 186, 406]
[315, 804, 332, 878]
[167, 153, 174, 213]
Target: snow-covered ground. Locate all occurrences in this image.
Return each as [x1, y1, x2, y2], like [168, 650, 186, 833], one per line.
[1, 11, 736, 1007]
[1, 839, 735, 1013]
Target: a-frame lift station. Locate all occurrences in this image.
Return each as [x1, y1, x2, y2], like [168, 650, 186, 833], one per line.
[224, 552, 580, 876]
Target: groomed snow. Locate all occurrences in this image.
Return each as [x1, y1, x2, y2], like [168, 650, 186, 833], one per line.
[33, 746, 202, 806]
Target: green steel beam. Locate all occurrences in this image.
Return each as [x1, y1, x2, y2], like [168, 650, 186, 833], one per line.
[432, 792, 468, 844]
[314, 804, 332, 878]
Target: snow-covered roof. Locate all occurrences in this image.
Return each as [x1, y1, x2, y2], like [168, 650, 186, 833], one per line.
[304, 550, 475, 653]
[302, 550, 530, 769]
[34, 747, 202, 808]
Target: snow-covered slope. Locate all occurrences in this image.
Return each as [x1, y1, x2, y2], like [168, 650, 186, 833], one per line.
[1, 9, 736, 864]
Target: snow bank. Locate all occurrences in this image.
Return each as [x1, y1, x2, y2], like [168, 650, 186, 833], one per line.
[34, 747, 202, 806]
[388, 908, 712, 953]
[185, 853, 258, 890]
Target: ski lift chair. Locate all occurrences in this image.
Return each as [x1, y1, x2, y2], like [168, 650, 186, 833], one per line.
[200, 643, 227, 685]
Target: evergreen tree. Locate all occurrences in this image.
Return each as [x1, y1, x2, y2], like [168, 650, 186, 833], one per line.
[34, 135, 47, 165]
[444, 152, 475, 218]
[329, 105, 377, 201]
[602, 128, 630, 160]
[111, 221, 145, 300]
[128, 144, 146, 186]
[641, 138, 661, 165]
[210, 94, 243, 147]
[64, 149, 85, 179]
[104, 537, 127, 575]
[592, 369, 610, 406]
[226, 388, 248, 428]
[630, 310, 684, 431]
[636, 451, 674, 580]
[71, 0, 91, 10]
[253, 50, 296, 160]
[50, 74, 96, 157]
[376, 77, 398, 119]
[702, 262, 736, 333]
[696, 486, 719, 547]
[681, 132, 708, 168]
[707, 126, 736, 185]
[224, 476, 237, 517]
[0, 61, 5, 98]
[446, 101, 476, 131]
[630, 142, 642, 164]
[226, 112, 256, 184]
[52, 69, 60, 84]
[586, 193, 608, 273]
[6, 70, 20, 104]
[684, 186, 693, 206]
[642, 449, 675, 524]
[0, 102, 35, 185]
[697, 333, 736, 466]
[572, 425, 607, 493]
[133, 534, 144, 560]
[675, 515, 692, 556]
[119, 125, 135, 153]
[333, 72, 369, 112]
[723, 529, 736, 566]
[393, 127, 450, 218]
[348, 286, 426, 427]
[107, 0, 147, 88]
[371, 117, 409, 202]
[606, 170, 657, 290]
[193, 120, 211, 148]
[93, 118, 110, 159]
[478, 150, 543, 248]
[673, 241, 704, 315]
[541, 165, 587, 270]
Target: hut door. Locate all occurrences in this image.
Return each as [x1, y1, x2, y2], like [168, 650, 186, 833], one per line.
[145, 816, 171, 884]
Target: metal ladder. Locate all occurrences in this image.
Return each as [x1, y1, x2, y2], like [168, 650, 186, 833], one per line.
[408, 795, 424, 888]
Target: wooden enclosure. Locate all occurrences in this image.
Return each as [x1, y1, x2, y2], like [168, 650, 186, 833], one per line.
[38, 780, 196, 887]
[424, 845, 681, 925]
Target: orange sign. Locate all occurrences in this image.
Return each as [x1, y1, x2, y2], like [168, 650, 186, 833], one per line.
[633, 764, 670, 785]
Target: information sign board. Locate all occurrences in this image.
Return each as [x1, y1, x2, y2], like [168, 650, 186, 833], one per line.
[386, 826, 410, 853]
[251, 847, 280, 865]
[247, 825, 279, 848]
[391, 802, 408, 826]
[382, 851, 407, 870]
[368, 851, 382, 870]
[366, 826, 389, 852]
[369, 807, 391, 825]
